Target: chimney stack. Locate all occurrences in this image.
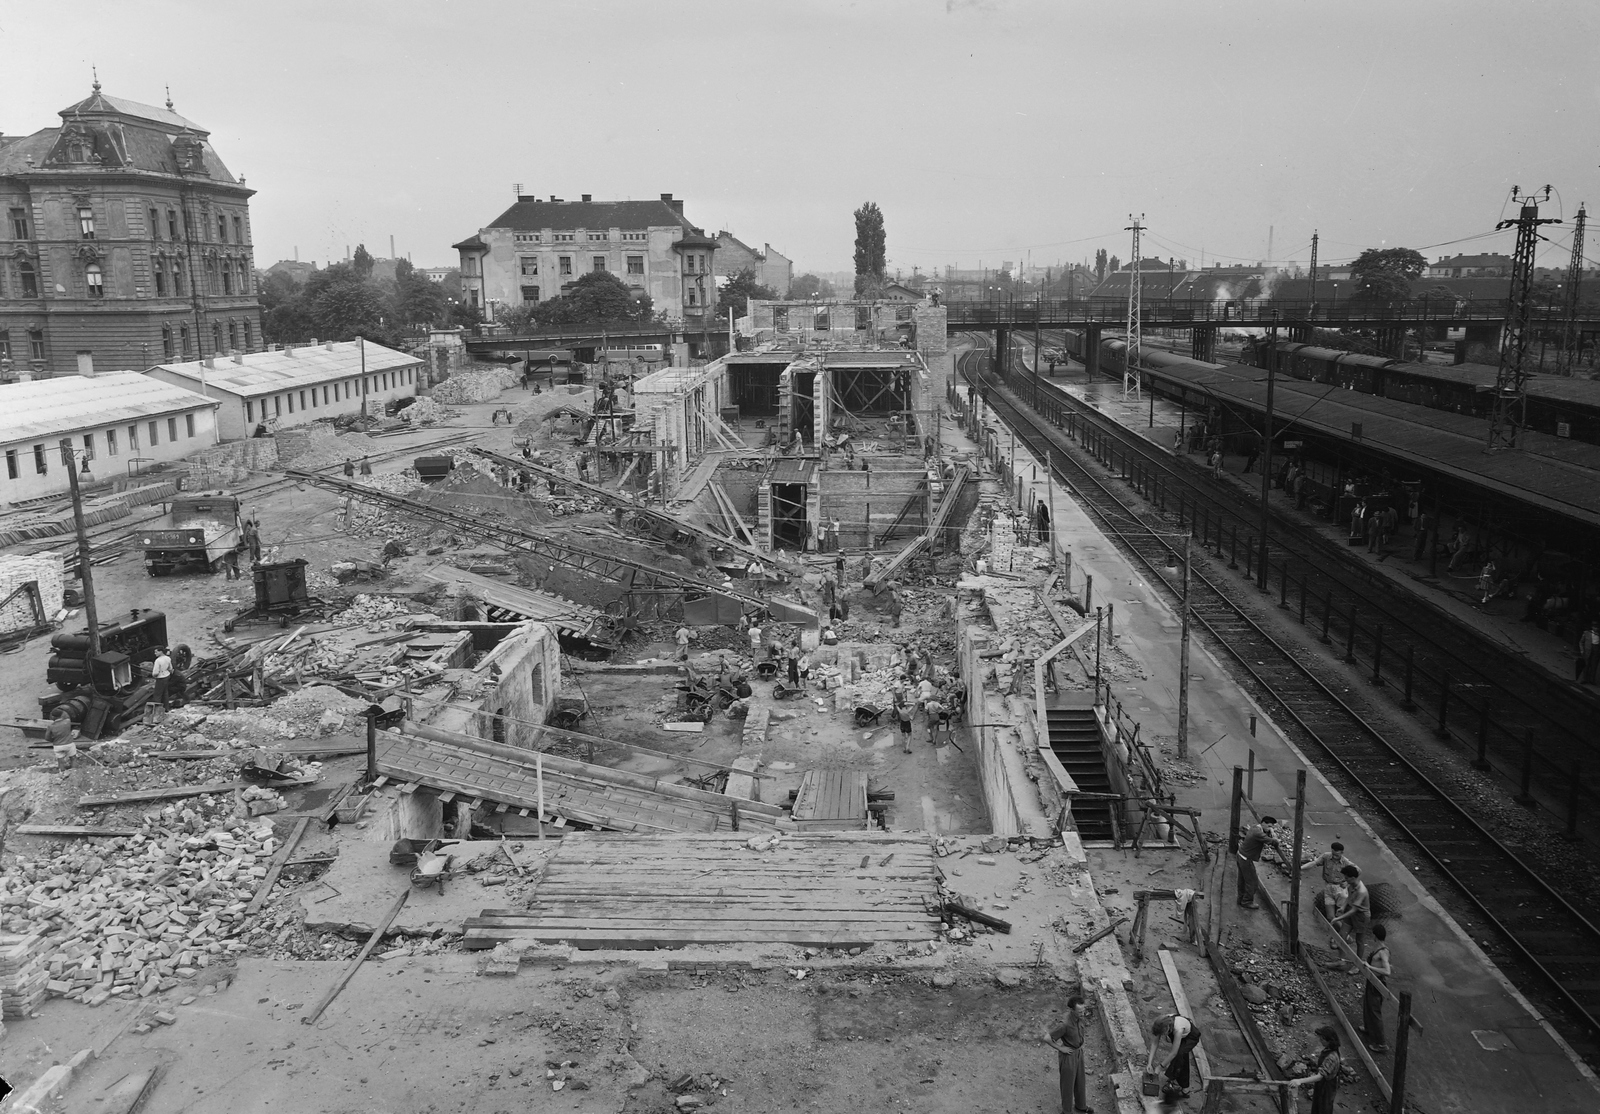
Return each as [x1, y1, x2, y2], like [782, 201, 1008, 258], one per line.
[203, 356, 215, 369]
[581, 194, 592, 202]
[232, 351, 244, 364]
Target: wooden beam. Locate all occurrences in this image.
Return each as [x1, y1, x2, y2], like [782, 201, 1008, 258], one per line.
[1157, 947, 1213, 1082]
[302, 889, 409, 1025]
[245, 816, 311, 915]
[13, 824, 138, 838]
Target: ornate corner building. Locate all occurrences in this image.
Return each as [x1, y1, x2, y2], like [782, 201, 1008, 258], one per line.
[0, 82, 262, 381]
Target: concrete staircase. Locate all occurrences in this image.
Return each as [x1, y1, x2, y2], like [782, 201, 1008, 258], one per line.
[1045, 704, 1114, 841]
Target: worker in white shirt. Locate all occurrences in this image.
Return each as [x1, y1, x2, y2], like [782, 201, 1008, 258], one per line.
[145, 647, 173, 725]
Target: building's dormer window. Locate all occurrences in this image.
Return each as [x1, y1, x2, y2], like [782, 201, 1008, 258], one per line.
[79, 207, 96, 239]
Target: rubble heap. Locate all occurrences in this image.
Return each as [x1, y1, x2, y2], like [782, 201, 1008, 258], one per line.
[0, 816, 280, 1008]
[430, 365, 519, 404]
[397, 396, 449, 425]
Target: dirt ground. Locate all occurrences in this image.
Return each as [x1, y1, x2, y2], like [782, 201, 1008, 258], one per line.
[9, 953, 1111, 1114]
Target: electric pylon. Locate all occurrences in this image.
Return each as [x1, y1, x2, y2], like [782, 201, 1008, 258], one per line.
[1123, 214, 1143, 401]
[1308, 231, 1319, 315]
[1487, 187, 1561, 450]
[1557, 203, 1587, 378]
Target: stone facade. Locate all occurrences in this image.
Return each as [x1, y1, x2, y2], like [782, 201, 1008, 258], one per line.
[452, 194, 716, 327]
[0, 84, 262, 380]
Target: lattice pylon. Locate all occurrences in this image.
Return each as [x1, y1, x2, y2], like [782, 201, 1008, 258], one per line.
[1124, 215, 1144, 401]
[1557, 204, 1587, 378]
[1488, 187, 1561, 451]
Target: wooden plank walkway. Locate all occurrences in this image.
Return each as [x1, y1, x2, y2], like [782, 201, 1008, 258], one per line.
[791, 768, 869, 831]
[375, 734, 780, 835]
[462, 832, 939, 950]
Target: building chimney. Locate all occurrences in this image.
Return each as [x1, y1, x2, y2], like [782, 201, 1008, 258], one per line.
[549, 195, 557, 202]
[284, 345, 296, 357]
[325, 341, 334, 351]
[203, 356, 215, 369]
[581, 194, 592, 202]
[232, 351, 244, 364]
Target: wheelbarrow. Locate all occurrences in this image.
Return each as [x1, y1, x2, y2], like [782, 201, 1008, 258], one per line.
[754, 660, 779, 680]
[854, 703, 887, 728]
[410, 843, 456, 895]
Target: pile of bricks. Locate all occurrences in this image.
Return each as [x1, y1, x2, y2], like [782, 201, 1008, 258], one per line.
[0, 819, 278, 1007]
[0, 553, 63, 633]
[0, 931, 48, 1018]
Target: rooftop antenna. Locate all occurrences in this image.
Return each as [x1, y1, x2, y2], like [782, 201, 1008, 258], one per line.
[92, 67, 101, 94]
[165, 85, 174, 111]
[514, 182, 523, 197]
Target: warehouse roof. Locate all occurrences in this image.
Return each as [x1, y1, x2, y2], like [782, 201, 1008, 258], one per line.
[146, 340, 419, 399]
[0, 371, 216, 446]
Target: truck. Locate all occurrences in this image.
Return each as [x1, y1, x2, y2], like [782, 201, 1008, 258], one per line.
[139, 491, 243, 576]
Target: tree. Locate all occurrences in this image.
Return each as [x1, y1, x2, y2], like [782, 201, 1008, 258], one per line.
[789, 273, 835, 300]
[301, 263, 391, 342]
[1095, 249, 1107, 283]
[449, 301, 484, 329]
[1350, 247, 1426, 305]
[352, 244, 375, 279]
[1108, 255, 1121, 274]
[718, 268, 778, 318]
[535, 271, 654, 327]
[853, 202, 886, 295]
[392, 258, 449, 329]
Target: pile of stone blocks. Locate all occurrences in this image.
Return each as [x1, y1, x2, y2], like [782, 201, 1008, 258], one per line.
[0, 931, 49, 1018]
[0, 819, 278, 1007]
[0, 553, 63, 633]
[429, 365, 518, 404]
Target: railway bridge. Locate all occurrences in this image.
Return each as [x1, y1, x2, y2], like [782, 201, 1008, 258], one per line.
[942, 297, 1600, 369]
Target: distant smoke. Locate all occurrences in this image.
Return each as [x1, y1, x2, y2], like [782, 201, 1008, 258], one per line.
[1257, 268, 1282, 302]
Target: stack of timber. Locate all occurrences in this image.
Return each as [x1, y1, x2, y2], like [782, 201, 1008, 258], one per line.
[463, 832, 939, 950]
[789, 768, 870, 831]
[375, 723, 788, 835]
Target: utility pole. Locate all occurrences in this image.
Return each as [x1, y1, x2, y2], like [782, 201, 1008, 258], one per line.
[1488, 186, 1561, 450]
[1308, 231, 1319, 317]
[1033, 293, 1043, 410]
[1257, 313, 1278, 591]
[1177, 535, 1191, 758]
[1123, 214, 1144, 402]
[1557, 204, 1587, 378]
[65, 447, 101, 657]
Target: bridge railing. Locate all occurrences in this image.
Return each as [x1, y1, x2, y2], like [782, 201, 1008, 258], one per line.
[942, 297, 1514, 327]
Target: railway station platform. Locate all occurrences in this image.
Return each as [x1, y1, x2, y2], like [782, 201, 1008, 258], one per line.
[1035, 364, 1595, 704]
[964, 360, 1600, 1112]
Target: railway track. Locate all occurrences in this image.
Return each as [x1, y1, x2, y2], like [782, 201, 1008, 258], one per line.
[10, 428, 480, 562]
[957, 340, 1600, 1045]
[997, 330, 1600, 840]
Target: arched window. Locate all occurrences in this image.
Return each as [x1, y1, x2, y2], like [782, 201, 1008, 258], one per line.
[154, 260, 167, 296]
[19, 260, 37, 298]
[227, 322, 237, 351]
[173, 260, 185, 296]
[217, 214, 228, 242]
[86, 263, 104, 297]
[211, 322, 222, 353]
[161, 325, 174, 359]
[179, 325, 190, 357]
[222, 264, 233, 295]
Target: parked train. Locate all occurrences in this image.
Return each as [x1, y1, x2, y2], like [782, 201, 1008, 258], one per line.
[1237, 340, 1600, 447]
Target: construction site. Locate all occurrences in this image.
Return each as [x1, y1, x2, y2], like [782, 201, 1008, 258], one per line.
[0, 298, 1596, 1114]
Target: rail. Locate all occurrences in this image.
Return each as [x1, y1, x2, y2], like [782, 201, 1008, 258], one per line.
[958, 339, 1600, 1044]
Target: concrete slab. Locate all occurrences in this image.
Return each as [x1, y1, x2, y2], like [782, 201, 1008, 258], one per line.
[299, 838, 555, 936]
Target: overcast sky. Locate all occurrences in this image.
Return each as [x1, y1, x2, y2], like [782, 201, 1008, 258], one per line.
[6, 1, 1595, 279]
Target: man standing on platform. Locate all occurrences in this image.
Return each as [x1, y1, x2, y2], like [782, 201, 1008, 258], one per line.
[1045, 996, 1094, 1114]
[1358, 923, 1393, 1054]
[1333, 863, 1373, 968]
[1301, 840, 1357, 930]
[1235, 815, 1281, 910]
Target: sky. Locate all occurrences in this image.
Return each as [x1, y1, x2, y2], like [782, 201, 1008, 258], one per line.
[5, 0, 1596, 279]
